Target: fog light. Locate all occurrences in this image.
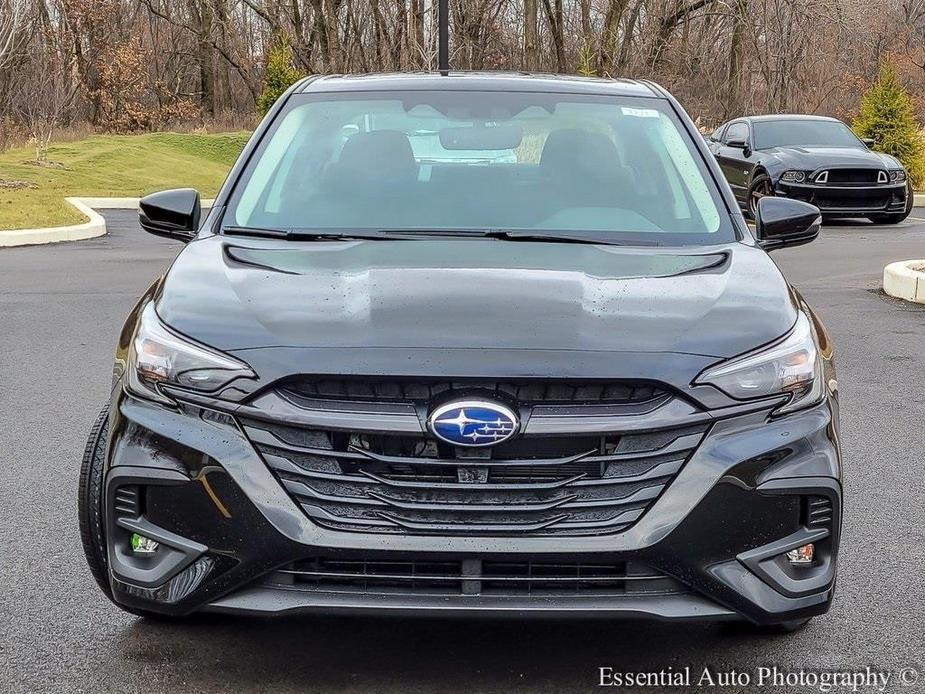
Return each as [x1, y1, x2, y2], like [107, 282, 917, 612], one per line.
[786, 543, 814, 566]
[130, 533, 159, 555]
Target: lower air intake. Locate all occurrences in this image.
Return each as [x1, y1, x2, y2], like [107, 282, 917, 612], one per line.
[263, 556, 688, 597]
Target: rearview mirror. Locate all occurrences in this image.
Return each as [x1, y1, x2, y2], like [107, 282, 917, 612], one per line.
[755, 197, 821, 251]
[139, 189, 201, 242]
[439, 125, 523, 150]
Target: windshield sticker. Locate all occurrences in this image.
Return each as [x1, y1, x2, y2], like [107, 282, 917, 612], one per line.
[621, 107, 661, 118]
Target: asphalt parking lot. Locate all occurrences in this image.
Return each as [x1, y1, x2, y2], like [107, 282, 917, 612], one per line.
[1, 210, 924, 693]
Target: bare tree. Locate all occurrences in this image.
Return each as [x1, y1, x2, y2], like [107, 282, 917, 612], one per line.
[0, 0, 30, 70]
[0, 0, 919, 142]
[13, 40, 79, 161]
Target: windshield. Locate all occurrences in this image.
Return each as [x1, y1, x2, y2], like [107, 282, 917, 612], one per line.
[753, 119, 863, 150]
[226, 90, 731, 244]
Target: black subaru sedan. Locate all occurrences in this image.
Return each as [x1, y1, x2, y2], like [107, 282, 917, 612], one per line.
[708, 114, 912, 223]
[79, 73, 841, 633]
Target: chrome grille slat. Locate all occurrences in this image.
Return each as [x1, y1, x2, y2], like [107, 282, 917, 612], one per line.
[375, 512, 574, 533]
[264, 449, 685, 489]
[366, 490, 580, 513]
[296, 501, 647, 533]
[279, 474, 665, 513]
[248, 424, 702, 466]
[349, 444, 598, 467]
[360, 469, 590, 490]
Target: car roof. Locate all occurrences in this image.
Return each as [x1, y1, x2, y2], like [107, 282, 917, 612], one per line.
[740, 114, 842, 124]
[298, 72, 662, 98]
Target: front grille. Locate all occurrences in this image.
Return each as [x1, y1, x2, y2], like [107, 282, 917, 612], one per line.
[820, 169, 882, 184]
[263, 555, 687, 597]
[242, 388, 706, 537]
[814, 195, 889, 210]
[283, 377, 665, 405]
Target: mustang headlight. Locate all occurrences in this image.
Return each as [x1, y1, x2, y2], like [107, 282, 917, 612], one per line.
[126, 303, 255, 404]
[695, 312, 823, 415]
[889, 169, 907, 182]
[780, 170, 806, 183]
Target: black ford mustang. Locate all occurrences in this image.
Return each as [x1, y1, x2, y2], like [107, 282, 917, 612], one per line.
[708, 114, 912, 223]
[79, 73, 841, 632]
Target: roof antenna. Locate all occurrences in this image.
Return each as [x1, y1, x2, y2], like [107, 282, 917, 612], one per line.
[438, 0, 449, 74]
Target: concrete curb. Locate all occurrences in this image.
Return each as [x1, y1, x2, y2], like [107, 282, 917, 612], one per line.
[883, 260, 925, 303]
[0, 198, 106, 248]
[915, 193, 925, 207]
[0, 196, 216, 248]
[76, 197, 215, 209]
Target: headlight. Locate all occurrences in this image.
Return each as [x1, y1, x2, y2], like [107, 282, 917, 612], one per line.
[780, 170, 806, 183]
[889, 169, 907, 182]
[695, 313, 823, 415]
[126, 303, 255, 404]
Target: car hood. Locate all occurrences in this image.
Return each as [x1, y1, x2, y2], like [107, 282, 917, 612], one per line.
[156, 236, 796, 362]
[763, 145, 898, 169]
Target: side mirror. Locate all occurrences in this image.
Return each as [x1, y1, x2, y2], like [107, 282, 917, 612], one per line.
[726, 138, 748, 150]
[862, 137, 876, 148]
[139, 189, 201, 242]
[755, 197, 821, 251]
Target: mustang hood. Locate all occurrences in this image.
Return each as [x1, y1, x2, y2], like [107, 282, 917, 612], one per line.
[765, 145, 899, 169]
[156, 236, 796, 361]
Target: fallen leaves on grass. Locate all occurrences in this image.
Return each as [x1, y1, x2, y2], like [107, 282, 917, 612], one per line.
[0, 179, 38, 189]
[20, 160, 67, 168]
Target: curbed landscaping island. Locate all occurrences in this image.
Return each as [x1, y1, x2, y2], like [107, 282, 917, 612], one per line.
[0, 132, 249, 231]
[883, 259, 925, 304]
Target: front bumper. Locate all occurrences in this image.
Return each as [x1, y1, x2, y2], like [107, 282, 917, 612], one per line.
[775, 179, 907, 215]
[103, 389, 842, 625]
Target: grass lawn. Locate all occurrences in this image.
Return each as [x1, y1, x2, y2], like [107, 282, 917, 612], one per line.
[0, 132, 250, 230]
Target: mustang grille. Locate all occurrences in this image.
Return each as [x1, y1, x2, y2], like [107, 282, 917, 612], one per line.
[818, 169, 883, 184]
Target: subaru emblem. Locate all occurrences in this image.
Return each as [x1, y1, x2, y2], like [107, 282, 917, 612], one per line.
[428, 400, 519, 447]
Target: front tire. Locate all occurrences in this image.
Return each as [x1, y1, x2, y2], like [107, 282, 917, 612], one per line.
[78, 403, 167, 619]
[78, 403, 115, 597]
[746, 174, 773, 220]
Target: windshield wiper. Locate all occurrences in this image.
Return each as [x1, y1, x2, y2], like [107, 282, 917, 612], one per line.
[223, 225, 660, 246]
[222, 225, 409, 241]
[377, 228, 661, 246]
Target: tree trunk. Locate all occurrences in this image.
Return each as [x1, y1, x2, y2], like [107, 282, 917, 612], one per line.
[370, 0, 388, 68]
[393, 0, 407, 69]
[598, 0, 628, 76]
[725, 0, 747, 117]
[410, 0, 424, 67]
[616, 0, 642, 72]
[540, 0, 565, 72]
[191, 0, 215, 117]
[524, 0, 537, 70]
[648, 0, 716, 70]
[580, 0, 591, 43]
